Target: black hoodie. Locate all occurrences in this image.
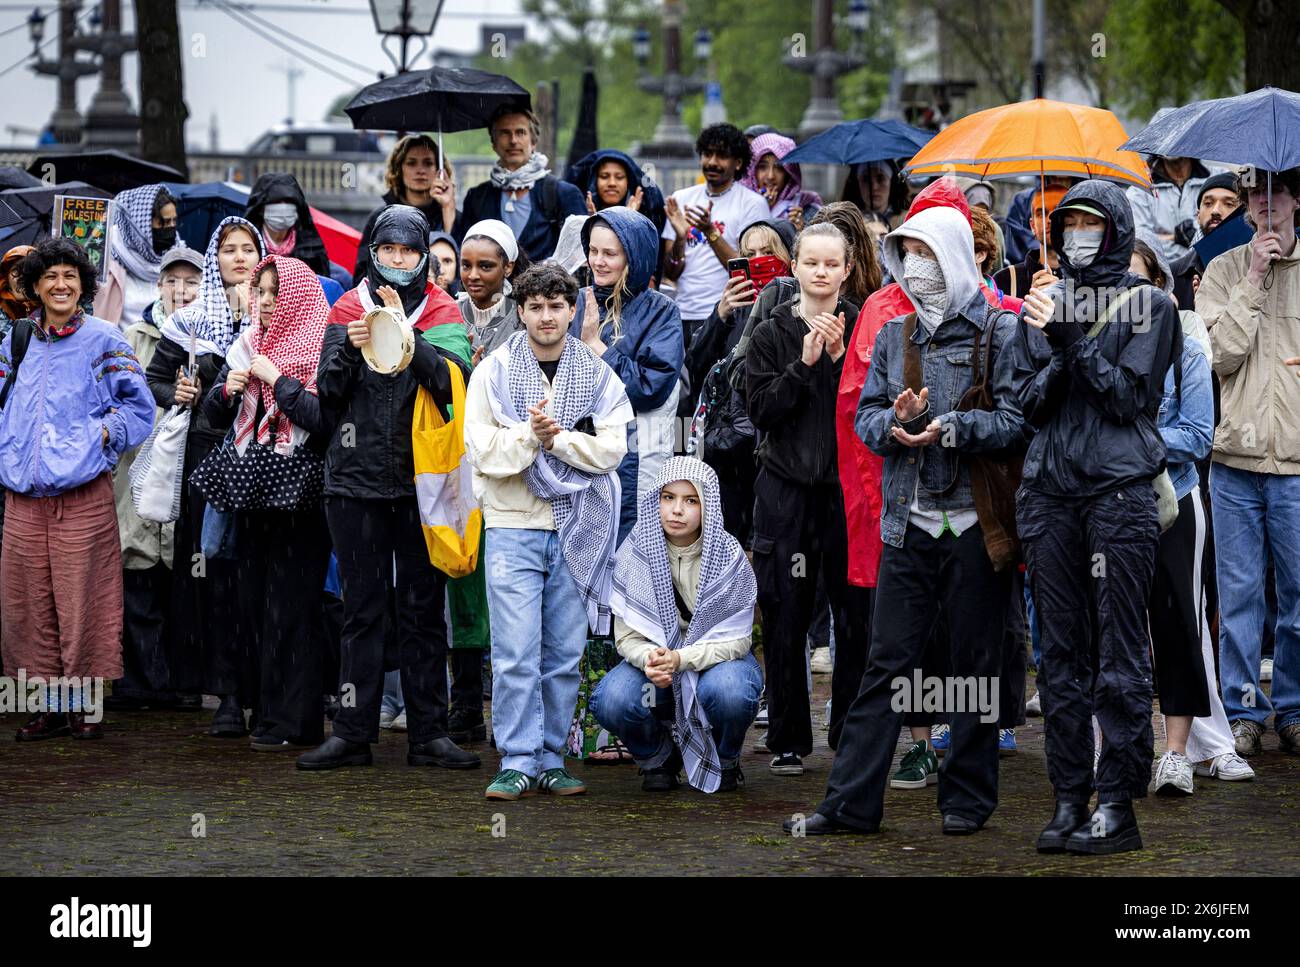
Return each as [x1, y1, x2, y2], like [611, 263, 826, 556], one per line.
[245, 173, 330, 277]
[1014, 180, 1183, 498]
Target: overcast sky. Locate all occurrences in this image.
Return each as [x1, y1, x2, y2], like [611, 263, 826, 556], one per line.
[0, 0, 527, 151]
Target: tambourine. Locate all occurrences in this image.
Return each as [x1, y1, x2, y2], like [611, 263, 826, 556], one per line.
[361, 305, 415, 375]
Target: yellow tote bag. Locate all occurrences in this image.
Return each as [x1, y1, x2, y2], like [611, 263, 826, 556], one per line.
[412, 360, 482, 577]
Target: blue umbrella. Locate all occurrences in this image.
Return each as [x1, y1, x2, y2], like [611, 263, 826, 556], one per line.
[784, 118, 935, 166]
[1120, 87, 1300, 232]
[162, 181, 250, 251]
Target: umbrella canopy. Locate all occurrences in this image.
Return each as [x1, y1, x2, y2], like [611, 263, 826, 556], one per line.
[0, 166, 43, 190]
[784, 118, 935, 166]
[26, 149, 185, 194]
[162, 181, 361, 272]
[903, 98, 1152, 190]
[344, 67, 531, 134]
[0, 181, 113, 248]
[1120, 86, 1300, 172]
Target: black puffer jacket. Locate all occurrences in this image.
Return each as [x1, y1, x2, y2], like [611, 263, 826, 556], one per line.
[246, 173, 330, 277]
[745, 294, 860, 486]
[314, 317, 467, 500]
[1015, 179, 1182, 498]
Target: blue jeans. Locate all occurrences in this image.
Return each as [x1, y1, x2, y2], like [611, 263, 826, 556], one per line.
[1211, 464, 1300, 729]
[590, 653, 763, 770]
[485, 528, 589, 776]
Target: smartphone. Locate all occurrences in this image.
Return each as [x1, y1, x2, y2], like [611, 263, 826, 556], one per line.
[727, 257, 750, 280]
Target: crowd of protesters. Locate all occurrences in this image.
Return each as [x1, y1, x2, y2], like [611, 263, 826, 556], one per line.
[0, 100, 1296, 857]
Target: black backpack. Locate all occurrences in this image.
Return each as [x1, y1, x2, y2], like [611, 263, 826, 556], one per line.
[0, 318, 34, 409]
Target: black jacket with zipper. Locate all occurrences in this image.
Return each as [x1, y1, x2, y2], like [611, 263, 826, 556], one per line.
[745, 294, 860, 486]
[314, 321, 466, 500]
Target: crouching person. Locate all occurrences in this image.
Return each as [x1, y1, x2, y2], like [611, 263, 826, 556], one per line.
[592, 457, 762, 793]
[465, 262, 634, 801]
[783, 204, 1025, 836]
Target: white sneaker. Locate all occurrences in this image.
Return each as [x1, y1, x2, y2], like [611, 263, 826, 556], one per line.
[1025, 690, 1042, 717]
[379, 709, 396, 730]
[1153, 750, 1195, 796]
[1194, 752, 1255, 781]
[1260, 657, 1273, 682]
[391, 711, 407, 733]
[754, 701, 769, 729]
[810, 647, 833, 675]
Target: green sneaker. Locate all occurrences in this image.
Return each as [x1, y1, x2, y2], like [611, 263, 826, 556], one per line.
[890, 740, 939, 790]
[537, 767, 587, 796]
[485, 769, 536, 801]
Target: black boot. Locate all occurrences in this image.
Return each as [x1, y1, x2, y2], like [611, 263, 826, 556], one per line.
[1036, 802, 1093, 853]
[1065, 801, 1143, 855]
[781, 812, 874, 836]
[296, 735, 373, 770]
[209, 696, 247, 738]
[408, 736, 481, 769]
[640, 749, 682, 792]
[446, 706, 486, 743]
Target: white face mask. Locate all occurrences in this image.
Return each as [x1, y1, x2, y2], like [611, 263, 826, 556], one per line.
[263, 202, 299, 232]
[1062, 228, 1104, 267]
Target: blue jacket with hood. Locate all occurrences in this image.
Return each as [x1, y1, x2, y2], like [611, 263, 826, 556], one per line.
[572, 205, 684, 538]
[566, 149, 668, 239]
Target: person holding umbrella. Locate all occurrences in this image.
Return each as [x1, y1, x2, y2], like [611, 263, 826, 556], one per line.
[1197, 166, 1300, 758]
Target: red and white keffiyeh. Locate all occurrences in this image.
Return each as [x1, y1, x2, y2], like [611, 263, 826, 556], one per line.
[231, 255, 329, 457]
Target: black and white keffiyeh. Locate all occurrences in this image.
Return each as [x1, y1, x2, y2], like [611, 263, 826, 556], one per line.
[110, 184, 166, 282]
[489, 152, 552, 193]
[160, 216, 263, 356]
[486, 329, 631, 634]
[609, 456, 757, 793]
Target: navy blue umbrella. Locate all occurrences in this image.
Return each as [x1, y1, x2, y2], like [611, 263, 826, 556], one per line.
[784, 119, 935, 166]
[162, 181, 250, 251]
[1120, 87, 1300, 172]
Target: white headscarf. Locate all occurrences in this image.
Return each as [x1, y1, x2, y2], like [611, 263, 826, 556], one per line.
[462, 218, 520, 263]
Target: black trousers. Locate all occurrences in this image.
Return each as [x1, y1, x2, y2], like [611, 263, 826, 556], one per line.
[1148, 490, 1211, 717]
[817, 524, 1007, 831]
[751, 469, 870, 757]
[1019, 482, 1159, 804]
[450, 649, 483, 711]
[1000, 568, 1029, 729]
[172, 441, 242, 698]
[236, 509, 333, 744]
[114, 563, 174, 700]
[325, 496, 450, 745]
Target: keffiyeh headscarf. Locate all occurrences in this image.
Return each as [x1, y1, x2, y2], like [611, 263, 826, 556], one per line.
[160, 216, 264, 356]
[490, 151, 552, 192]
[610, 457, 757, 793]
[110, 184, 168, 282]
[485, 329, 633, 634]
[229, 255, 330, 457]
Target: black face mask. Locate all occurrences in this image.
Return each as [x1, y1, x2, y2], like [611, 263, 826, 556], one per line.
[152, 226, 177, 255]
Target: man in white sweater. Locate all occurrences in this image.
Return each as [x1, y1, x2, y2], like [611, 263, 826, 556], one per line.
[465, 262, 633, 801]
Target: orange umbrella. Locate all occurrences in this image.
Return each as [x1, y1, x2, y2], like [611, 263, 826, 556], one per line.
[903, 99, 1152, 263]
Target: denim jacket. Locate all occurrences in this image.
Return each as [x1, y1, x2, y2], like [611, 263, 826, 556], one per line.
[856, 300, 1026, 548]
[1157, 333, 1213, 500]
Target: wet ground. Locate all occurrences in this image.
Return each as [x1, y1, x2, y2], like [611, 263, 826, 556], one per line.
[2, 673, 1297, 876]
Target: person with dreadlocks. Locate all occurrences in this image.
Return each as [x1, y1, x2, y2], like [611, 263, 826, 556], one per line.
[590, 456, 762, 793]
[297, 204, 478, 772]
[146, 217, 264, 736]
[95, 184, 181, 328]
[465, 262, 633, 800]
[194, 255, 335, 751]
[575, 206, 684, 542]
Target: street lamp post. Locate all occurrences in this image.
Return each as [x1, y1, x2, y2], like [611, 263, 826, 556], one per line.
[785, 0, 869, 140]
[76, 0, 141, 148]
[633, 0, 712, 158]
[369, 0, 445, 75]
[28, 1, 99, 146]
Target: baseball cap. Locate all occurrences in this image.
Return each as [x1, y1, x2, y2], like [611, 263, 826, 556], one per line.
[158, 245, 204, 278]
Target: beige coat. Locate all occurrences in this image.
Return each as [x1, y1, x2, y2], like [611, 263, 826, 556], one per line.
[112, 317, 175, 569]
[1197, 239, 1300, 474]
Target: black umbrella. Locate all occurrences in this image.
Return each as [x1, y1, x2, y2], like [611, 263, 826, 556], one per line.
[0, 166, 43, 190]
[566, 66, 599, 172]
[25, 150, 185, 194]
[344, 66, 531, 134]
[0, 181, 113, 248]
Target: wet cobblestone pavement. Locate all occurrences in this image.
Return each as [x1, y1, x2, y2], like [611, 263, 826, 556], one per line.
[3, 675, 1297, 876]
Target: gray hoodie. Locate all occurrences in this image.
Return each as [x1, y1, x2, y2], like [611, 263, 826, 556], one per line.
[882, 206, 988, 334]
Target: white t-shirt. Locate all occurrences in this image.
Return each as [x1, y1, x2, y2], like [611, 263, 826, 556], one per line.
[661, 181, 770, 320]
